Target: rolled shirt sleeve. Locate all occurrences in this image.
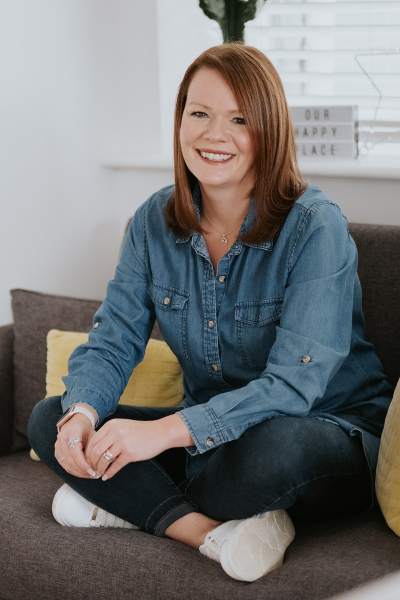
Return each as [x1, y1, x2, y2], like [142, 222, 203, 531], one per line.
[178, 202, 359, 454]
[61, 202, 156, 424]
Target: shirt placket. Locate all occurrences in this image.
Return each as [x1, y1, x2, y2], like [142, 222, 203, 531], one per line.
[192, 235, 244, 384]
[191, 235, 223, 382]
[203, 261, 222, 380]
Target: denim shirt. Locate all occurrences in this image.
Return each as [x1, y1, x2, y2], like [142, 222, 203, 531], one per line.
[62, 181, 394, 486]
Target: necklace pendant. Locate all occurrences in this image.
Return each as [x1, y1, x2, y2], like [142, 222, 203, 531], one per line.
[221, 235, 228, 245]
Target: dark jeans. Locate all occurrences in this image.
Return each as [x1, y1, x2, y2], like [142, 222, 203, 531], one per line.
[28, 396, 374, 538]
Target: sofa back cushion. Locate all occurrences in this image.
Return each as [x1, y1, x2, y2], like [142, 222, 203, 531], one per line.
[11, 290, 103, 451]
[349, 223, 400, 389]
[0, 324, 14, 456]
[11, 289, 164, 452]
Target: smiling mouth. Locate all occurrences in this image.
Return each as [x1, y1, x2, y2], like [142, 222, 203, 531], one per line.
[196, 149, 235, 163]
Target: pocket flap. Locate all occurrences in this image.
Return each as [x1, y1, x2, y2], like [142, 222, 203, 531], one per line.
[235, 298, 283, 326]
[148, 282, 189, 310]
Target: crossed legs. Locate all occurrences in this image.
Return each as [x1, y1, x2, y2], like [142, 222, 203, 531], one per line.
[28, 397, 374, 548]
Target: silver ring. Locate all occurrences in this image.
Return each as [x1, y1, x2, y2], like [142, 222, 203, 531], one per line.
[68, 436, 81, 449]
[102, 450, 115, 463]
[60, 456, 66, 463]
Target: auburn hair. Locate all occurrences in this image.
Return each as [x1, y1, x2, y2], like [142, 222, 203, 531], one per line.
[165, 43, 307, 244]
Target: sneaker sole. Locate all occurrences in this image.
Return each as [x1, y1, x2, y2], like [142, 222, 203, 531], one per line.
[220, 510, 295, 582]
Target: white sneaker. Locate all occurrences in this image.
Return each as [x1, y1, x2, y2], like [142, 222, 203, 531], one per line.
[199, 509, 295, 582]
[52, 484, 139, 529]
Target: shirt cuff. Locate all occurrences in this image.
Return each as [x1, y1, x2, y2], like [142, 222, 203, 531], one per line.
[61, 389, 104, 427]
[178, 403, 228, 454]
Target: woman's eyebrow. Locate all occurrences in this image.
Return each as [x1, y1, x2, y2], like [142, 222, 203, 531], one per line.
[187, 102, 242, 115]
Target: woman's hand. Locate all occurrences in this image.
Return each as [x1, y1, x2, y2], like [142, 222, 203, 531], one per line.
[84, 419, 172, 481]
[55, 414, 97, 478]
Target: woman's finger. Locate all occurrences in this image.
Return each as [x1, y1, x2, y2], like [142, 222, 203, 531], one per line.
[56, 427, 97, 478]
[85, 424, 110, 463]
[55, 441, 93, 478]
[70, 441, 98, 475]
[60, 441, 92, 476]
[86, 432, 117, 472]
[95, 445, 121, 477]
[89, 439, 119, 475]
[101, 454, 128, 481]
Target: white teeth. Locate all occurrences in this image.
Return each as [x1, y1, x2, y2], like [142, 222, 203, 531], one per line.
[200, 151, 233, 161]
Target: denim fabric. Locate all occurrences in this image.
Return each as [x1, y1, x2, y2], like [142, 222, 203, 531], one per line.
[28, 397, 374, 538]
[61, 181, 394, 481]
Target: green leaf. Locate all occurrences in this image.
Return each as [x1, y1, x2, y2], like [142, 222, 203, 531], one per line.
[199, 0, 267, 43]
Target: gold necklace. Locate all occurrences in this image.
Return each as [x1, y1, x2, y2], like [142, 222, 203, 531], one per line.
[202, 207, 243, 245]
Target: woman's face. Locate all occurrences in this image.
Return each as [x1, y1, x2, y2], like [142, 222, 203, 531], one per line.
[180, 68, 255, 197]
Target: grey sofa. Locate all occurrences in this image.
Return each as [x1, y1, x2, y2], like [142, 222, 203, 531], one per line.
[2, 222, 400, 600]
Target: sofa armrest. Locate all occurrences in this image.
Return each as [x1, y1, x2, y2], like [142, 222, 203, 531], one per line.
[0, 324, 14, 456]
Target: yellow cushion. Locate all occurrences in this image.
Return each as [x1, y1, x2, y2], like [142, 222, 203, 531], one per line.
[30, 448, 41, 461]
[376, 379, 400, 534]
[45, 329, 184, 407]
[31, 330, 183, 461]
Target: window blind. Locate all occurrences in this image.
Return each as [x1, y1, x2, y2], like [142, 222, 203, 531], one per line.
[245, 0, 400, 157]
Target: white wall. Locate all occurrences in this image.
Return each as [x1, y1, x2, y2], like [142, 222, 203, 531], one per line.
[0, 0, 160, 326]
[156, 0, 221, 156]
[304, 176, 400, 226]
[109, 169, 400, 236]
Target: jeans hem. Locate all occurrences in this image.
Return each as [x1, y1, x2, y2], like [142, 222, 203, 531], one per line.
[157, 502, 200, 538]
[146, 495, 199, 537]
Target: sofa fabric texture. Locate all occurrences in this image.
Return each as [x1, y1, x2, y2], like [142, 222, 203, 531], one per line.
[10, 289, 102, 452]
[0, 324, 14, 456]
[349, 223, 400, 389]
[10, 288, 164, 452]
[2, 451, 400, 600]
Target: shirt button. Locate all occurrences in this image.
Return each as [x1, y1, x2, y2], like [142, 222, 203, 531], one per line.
[206, 437, 214, 447]
[208, 321, 214, 328]
[93, 322, 100, 329]
[212, 364, 218, 372]
[218, 276, 226, 282]
[163, 297, 170, 305]
[302, 355, 311, 363]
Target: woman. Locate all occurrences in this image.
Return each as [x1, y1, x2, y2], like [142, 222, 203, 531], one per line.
[28, 44, 394, 583]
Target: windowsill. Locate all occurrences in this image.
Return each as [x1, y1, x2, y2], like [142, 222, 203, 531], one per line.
[100, 154, 400, 180]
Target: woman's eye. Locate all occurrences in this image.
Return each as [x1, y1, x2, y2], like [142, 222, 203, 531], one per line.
[190, 112, 245, 124]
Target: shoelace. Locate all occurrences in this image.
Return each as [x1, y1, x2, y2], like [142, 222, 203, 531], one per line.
[90, 506, 134, 529]
[203, 531, 223, 562]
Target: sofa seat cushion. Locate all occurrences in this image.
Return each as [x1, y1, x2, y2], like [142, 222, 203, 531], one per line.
[1, 453, 400, 600]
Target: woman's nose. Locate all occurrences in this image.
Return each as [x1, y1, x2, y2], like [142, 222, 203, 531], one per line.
[204, 118, 229, 142]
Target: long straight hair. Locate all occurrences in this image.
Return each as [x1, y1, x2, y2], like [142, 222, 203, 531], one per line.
[165, 43, 307, 244]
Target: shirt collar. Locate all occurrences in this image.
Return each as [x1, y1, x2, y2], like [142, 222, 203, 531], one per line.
[176, 180, 273, 251]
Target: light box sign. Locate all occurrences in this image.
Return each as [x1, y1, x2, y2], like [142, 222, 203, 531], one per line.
[290, 106, 359, 160]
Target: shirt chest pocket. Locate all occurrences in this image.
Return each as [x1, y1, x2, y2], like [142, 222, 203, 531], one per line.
[235, 298, 283, 371]
[147, 282, 190, 360]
